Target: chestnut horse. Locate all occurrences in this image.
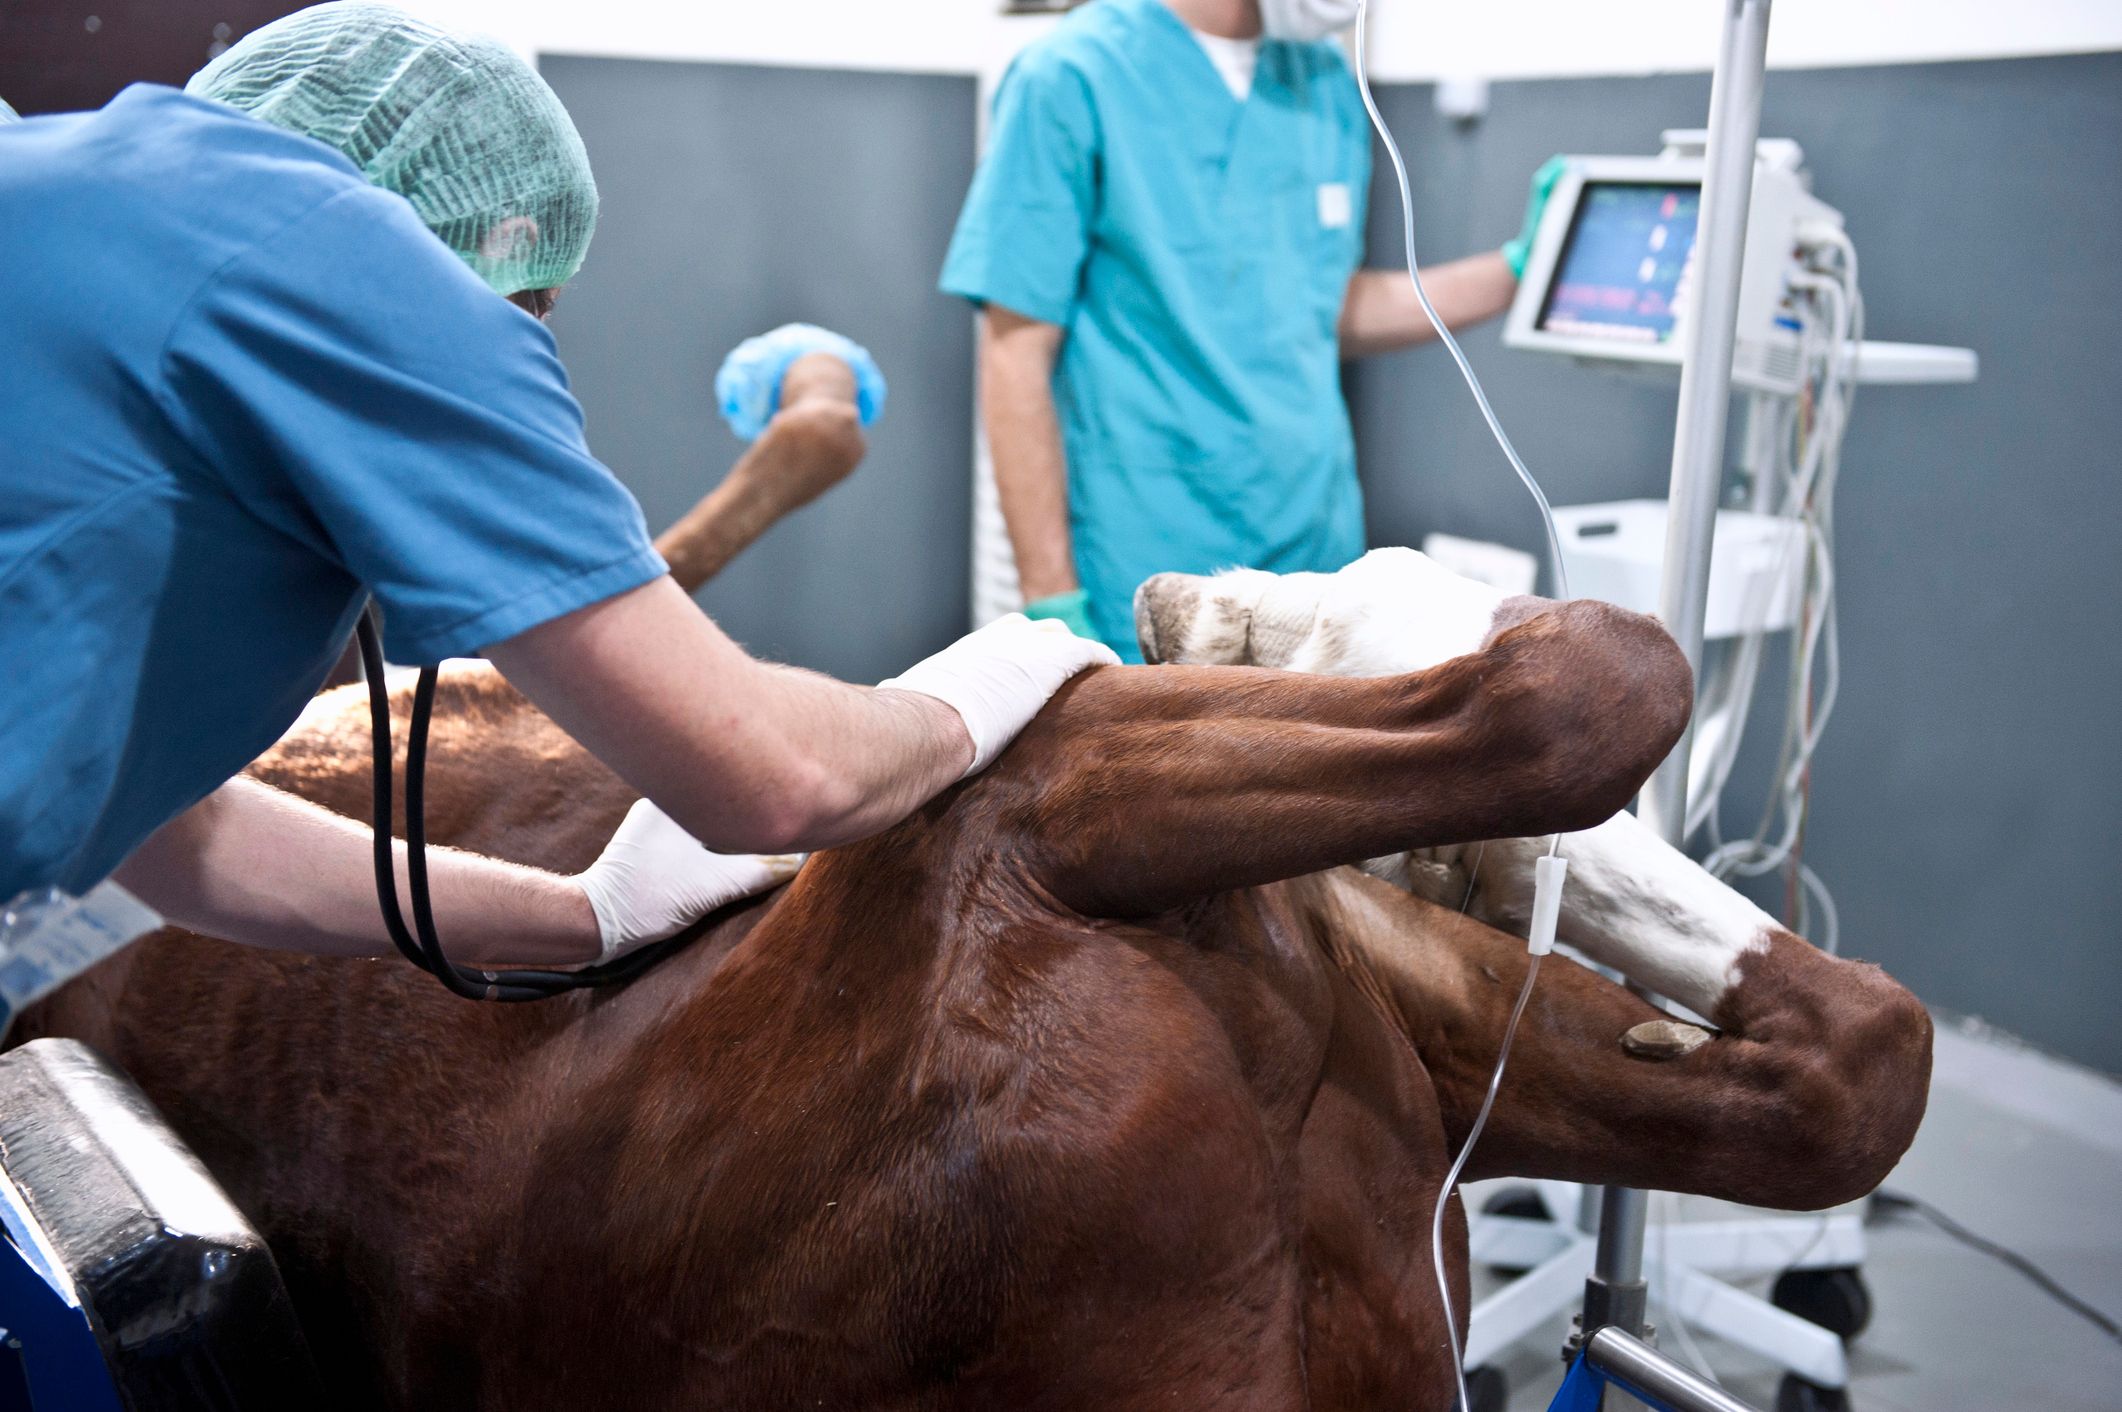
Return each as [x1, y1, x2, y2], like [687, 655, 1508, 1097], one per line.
[21, 580, 1930, 1410]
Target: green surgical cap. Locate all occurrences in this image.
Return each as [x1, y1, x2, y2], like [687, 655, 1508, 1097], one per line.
[187, 3, 596, 297]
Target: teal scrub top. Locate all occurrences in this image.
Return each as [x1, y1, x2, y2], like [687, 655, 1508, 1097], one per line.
[0, 87, 667, 900]
[942, 0, 1372, 659]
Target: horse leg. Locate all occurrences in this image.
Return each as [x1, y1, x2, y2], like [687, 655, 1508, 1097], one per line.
[1317, 869, 1931, 1210]
[981, 595, 1691, 921]
[1139, 550, 1801, 1020]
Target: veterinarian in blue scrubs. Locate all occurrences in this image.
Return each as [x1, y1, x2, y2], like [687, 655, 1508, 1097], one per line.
[0, 6, 1110, 994]
[943, 0, 1560, 657]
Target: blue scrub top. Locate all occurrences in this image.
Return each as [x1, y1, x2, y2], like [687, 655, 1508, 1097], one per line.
[0, 86, 667, 901]
[942, 0, 1372, 658]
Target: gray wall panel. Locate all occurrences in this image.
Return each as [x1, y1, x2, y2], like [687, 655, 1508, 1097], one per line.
[540, 56, 979, 687]
[1351, 53, 2122, 1071]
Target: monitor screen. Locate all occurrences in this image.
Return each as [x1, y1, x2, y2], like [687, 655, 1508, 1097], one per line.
[1537, 181, 1701, 345]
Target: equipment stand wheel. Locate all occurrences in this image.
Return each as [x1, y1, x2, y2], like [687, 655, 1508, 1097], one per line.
[1770, 1266, 1872, 1340]
[1775, 1371, 1851, 1411]
[1479, 1187, 1547, 1279]
[1460, 1363, 1507, 1412]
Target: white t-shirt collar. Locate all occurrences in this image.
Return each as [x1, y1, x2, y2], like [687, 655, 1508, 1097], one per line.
[1189, 26, 1261, 102]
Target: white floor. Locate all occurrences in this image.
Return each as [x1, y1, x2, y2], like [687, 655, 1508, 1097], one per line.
[1473, 1015, 2122, 1411]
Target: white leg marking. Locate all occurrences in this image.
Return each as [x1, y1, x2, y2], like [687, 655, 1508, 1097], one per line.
[1441, 814, 1773, 1018]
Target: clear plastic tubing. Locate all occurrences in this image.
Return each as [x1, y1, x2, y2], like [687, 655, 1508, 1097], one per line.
[1351, 0, 1571, 607]
[1351, 5, 1577, 1409]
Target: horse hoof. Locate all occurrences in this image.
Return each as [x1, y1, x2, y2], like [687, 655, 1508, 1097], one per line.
[1621, 1019, 1714, 1060]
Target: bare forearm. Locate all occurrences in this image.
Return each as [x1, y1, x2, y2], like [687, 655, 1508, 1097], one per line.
[488, 577, 972, 855]
[693, 651, 975, 846]
[1338, 252, 1518, 359]
[980, 308, 1076, 600]
[116, 777, 599, 967]
[657, 352, 867, 592]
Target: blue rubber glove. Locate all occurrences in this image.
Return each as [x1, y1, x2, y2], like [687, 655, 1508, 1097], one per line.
[1022, 588, 1097, 641]
[1501, 155, 1570, 282]
[715, 323, 888, 442]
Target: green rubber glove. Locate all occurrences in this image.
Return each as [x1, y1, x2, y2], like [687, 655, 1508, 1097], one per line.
[1501, 154, 1570, 282]
[1023, 588, 1097, 641]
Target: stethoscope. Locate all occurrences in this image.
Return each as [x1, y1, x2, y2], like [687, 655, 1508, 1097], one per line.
[353, 605, 693, 1002]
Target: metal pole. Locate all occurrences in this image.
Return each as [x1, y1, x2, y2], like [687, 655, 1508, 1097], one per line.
[1640, 0, 1773, 840]
[1586, 1327, 1764, 1412]
[1581, 0, 1775, 1360]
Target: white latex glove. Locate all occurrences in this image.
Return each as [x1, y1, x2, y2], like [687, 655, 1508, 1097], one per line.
[877, 614, 1120, 778]
[574, 799, 805, 962]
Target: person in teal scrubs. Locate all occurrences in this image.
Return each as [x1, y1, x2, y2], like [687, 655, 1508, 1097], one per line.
[942, 0, 1561, 658]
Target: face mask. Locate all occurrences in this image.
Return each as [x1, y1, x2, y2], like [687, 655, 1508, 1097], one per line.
[1258, 0, 1362, 43]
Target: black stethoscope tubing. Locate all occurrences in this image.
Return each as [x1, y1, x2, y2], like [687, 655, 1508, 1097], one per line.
[354, 605, 691, 1002]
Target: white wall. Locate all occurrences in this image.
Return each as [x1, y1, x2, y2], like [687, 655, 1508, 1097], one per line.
[1367, 0, 2122, 81]
[408, 0, 1046, 78]
[409, 0, 2122, 81]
